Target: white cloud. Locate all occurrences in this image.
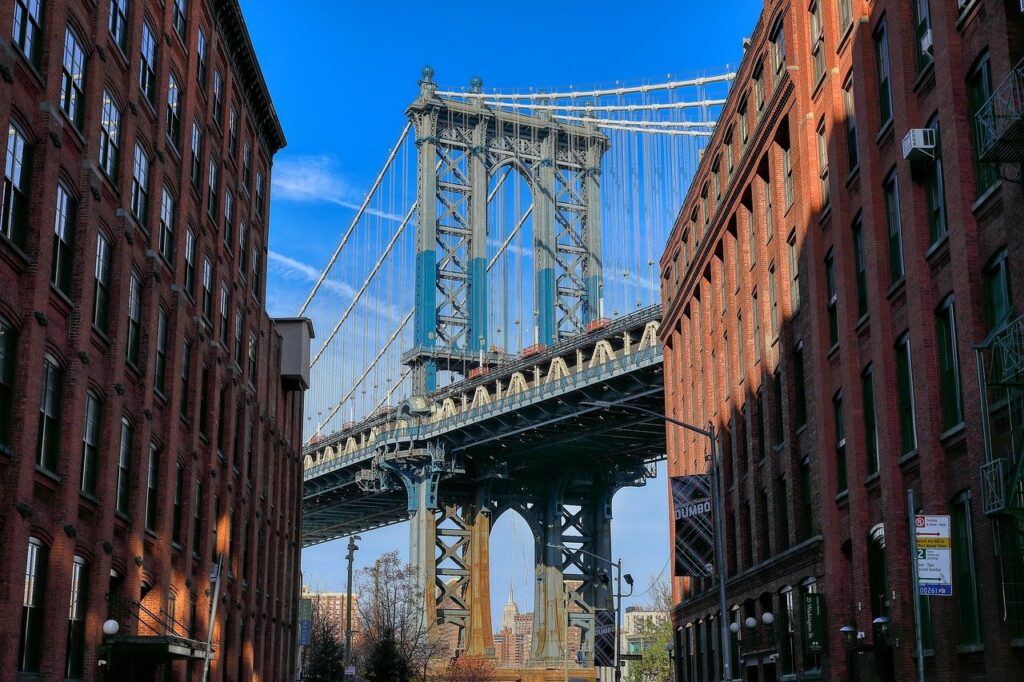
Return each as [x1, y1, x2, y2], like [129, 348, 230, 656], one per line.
[272, 155, 407, 222]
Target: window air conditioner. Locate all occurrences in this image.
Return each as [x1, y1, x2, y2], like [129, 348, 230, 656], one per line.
[957, 0, 969, 10]
[920, 29, 933, 55]
[902, 128, 936, 162]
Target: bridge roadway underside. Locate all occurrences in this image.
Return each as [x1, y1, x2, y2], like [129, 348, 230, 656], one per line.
[301, 359, 666, 546]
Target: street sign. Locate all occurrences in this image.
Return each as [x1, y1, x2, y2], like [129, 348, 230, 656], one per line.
[619, 653, 642, 661]
[345, 666, 356, 677]
[915, 515, 953, 596]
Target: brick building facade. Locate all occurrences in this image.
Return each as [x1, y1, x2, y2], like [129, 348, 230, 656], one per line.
[0, 1, 309, 681]
[661, 0, 1024, 680]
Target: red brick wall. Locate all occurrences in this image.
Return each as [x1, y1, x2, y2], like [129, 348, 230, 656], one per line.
[662, 1, 1024, 680]
[0, 1, 304, 681]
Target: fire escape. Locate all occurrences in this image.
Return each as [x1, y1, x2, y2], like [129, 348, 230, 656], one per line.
[976, 54, 1024, 637]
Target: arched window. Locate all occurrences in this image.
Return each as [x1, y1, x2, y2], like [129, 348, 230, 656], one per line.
[18, 537, 48, 672]
[37, 355, 63, 472]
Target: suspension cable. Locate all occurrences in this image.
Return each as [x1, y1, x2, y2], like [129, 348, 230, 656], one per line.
[298, 121, 412, 315]
[434, 71, 735, 100]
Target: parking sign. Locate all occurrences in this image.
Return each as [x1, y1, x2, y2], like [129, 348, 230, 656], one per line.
[915, 515, 952, 596]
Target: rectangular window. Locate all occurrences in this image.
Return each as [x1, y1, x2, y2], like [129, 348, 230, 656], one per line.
[219, 284, 230, 346]
[80, 392, 101, 495]
[843, 75, 858, 171]
[12, 0, 43, 64]
[769, 263, 779, 336]
[64, 556, 88, 678]
[159, 187, 174, 262]
[155, 309, 168, 394]
[810, 1, 825, 83]
[983, 249, 1013, 333]
[935, 297, 963, 430]
[172, 463, 184, 544]
[199, 365, 210, 437]
[913, 0, 933, 73]
[18, 537, 48, 672]
[116, 418, 132, 514]
[862, 366, 878, 475]
[248, 333, 257, 385]
[190, 122, 202, 187]
[782, 145, 793, 208]
[167, 73, 181, 149]
[874, 20, 893, 127]
[838, 0, 852, 32]
[895, 334, 918, 456]
[229, 106, 239, 157]
[212, 496, 220, 562]
[0, 318, 17, 450]
[172, 0, 187, 40]
[853, 216, 867, 318]
[184, 228, 196, 295]
[951, 491, 981, 644]
[99, 91, 121, 177]
[126, 274, 141, 366]
[224, 190, 233, 247]
[787, 230, 799, 311]
[771, 18, 786, 74]
[131, 143, 149, 225]
[793, 345, 807, 427]
[207, 158, 218, 221]
[799, 459, 813, 539]
[2, 123, 32, 247]
[139, 21, 157, 103]
[193, 480, 203, 557]
[37, 357, 62, 472]
[180, 338, 191, 417]
[883, 171, 904, 283]
[146, 444, 159, 531]
[773, 369, 784, 446]
[764, 172, 774, 241]
[252, 246, 261, 298]
[816, 120, 830, 210]
[739, 103, 749, 146]
[60, 28, 87, 128]
[968, 54, 999, 194]
[747, 205, 756, 268]
[243, 143, 252, 190]
[108, 0, 128, 52]
[238, 221, 248, 274]
[213, 70, 224, 125]
[737, 313, 745, 379]
[752, 289, 762, 362]
[51, 184, 76, 294]
[926, 116, 948, 244]
[255, 171, 265, 218]
[834, 392, 847, 493]
[196, 29, 208, 87]
[825, 250, 838, 347]
[202, 257, 213, 320]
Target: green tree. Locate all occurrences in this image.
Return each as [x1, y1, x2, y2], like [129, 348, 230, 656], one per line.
[626, 575, 673, 682]
[363, 626, 411, 682]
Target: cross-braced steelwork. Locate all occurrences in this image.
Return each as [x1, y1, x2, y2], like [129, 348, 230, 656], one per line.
[298, 66, 734, 675]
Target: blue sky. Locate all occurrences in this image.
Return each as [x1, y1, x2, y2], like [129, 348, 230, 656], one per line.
[240, 0, 763, 624]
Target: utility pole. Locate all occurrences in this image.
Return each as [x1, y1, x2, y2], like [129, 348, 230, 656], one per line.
[345, 535, 361, 676]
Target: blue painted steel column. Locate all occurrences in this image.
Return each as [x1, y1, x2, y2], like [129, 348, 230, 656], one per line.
[534, 131, 557, 345]
[411, 94, 438, 394]
[468, 113, 488, 354]
[584, 137, 606, 323]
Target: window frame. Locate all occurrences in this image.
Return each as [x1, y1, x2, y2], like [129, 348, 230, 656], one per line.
[60, 26, 87, 129]
[99, 90, 121, 178]
[80, 391, 101, 495]
[51, 183, 76, 295]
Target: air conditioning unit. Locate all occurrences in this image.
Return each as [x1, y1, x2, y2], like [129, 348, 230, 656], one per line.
[920, 29, 933, 55]
[902, 128, 936, 162]
[957, 0, 970, 10]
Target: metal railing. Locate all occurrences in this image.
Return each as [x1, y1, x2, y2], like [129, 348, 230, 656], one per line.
[976, 55, 1024, 162]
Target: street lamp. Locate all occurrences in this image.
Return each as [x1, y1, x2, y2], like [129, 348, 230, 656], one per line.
[581, 399, 733, 682]
[345, 534, 362, 676]
[547, 543, 633, 682]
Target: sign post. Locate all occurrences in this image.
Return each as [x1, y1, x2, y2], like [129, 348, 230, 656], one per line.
[907, 490, 925, 682]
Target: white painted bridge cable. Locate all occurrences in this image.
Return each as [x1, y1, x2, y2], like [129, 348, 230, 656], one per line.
[317, 309, 414, 433]
[477, 98, 728, 113]
[553, 114, 716, 129]
[371, 367, 412, 414]
[590, 124, 713, 137]
[434, 71, 735, 100]
[309, 201, 418, 368]
[297, 121, 412, 316]
[487, 206, 532, 271]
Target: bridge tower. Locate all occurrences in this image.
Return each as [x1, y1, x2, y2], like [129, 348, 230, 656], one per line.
[397, 68, 620, 671]
[405, 67, 608, 396]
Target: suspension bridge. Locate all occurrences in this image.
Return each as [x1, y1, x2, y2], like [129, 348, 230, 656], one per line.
[296, 66, 733, 676]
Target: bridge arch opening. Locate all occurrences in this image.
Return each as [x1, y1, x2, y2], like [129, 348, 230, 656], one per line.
[488, 506, 536, 661]
[486, 165, 535, 356]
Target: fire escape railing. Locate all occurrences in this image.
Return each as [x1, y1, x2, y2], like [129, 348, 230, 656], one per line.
[976, 55, 1024, 162]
